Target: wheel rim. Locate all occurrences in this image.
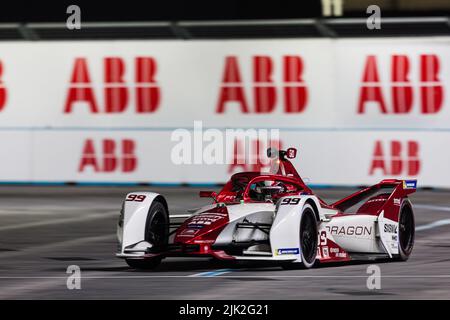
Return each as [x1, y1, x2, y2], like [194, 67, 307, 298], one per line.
[300, 211, 317, 264]
[399, 207, 414, 254]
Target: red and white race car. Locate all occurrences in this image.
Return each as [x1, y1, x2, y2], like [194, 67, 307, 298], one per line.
[116, 148, 416, 270]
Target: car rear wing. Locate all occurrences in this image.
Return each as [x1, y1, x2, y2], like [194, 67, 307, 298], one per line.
[331, 179, 417, 212]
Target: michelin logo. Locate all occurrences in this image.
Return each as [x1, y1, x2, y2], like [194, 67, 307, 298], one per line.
[277, 248, 299, 255]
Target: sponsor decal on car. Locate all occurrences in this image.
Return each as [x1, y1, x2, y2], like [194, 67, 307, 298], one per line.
[326, 225, 372, 236]
[186, 214, 226, 229]
[277, 248, 299, 255]
[178, 228, 201, 237]
[403, 180, 417, 189]
[384, 223, 398, 234]
[186, 223, 206, 229]
[330, 247, 347, 258]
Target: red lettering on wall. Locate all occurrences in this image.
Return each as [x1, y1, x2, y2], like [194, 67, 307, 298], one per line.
[78, 139, 99, 172]
[420, 54, 443, 114]
[217, 56, 249, 113]
[0, 60, 6, 111]
[283, 56, 307, 113]
[358, 55, 387, 114]
[358, 54, 443, 115]
[65, 57, 160, 114]
[79, 139, 137, 173]
[253, 56, 276, 113]
[217, 55, 308, 114]
[65, 58, 99, 113]
[369, 140, 420, 176]
[104, 58, 128, 113]
[391, 55, 413, 114]
[135, 57, 160, 113]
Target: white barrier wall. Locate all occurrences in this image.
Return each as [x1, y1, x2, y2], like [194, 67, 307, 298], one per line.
[0, 38, 449, 187]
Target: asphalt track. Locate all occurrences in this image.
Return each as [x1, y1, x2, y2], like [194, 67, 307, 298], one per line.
[1, 186, 450, 299]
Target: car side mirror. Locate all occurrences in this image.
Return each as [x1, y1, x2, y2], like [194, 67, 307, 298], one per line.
[199, 191, 217, 200]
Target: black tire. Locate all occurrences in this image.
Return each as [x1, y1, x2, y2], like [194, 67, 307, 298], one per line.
[126, 200, 169, 270]
[144, 201, 169, 248]
[396, 202, 415, 261]
[282, 204, 318, 270]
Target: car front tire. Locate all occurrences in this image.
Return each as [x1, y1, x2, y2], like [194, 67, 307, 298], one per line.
[126, 200, 169, 270]
[282, 203, 318, 270]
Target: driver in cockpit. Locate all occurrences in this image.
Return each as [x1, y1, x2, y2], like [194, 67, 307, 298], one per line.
[249, 180, 287, 202]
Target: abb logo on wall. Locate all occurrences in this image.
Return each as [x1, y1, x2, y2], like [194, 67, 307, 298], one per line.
[369, 140, 420, 176]
[358, 54, 444, 114]
[217, 56, 308, 114]
[65, 57, 160, 114]
[78, 138, 137, 173]
[0, 60, 6, 111]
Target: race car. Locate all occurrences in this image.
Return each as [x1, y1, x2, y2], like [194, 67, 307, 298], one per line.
[116, 147, 416, 270]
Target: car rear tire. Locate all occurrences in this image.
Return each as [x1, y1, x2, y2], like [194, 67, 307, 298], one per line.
[396, 202, 415, 261]
[282, 203, 318, 270]
[126, 200, 169, 270]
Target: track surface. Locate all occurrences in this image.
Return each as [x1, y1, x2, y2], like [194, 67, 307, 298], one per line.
[1, 186, 450, 299]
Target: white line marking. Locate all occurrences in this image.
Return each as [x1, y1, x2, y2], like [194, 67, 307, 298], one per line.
[414, 204, 450, 212]
[1, 275, 450, 279]
[386, 203, 450, 232]
[0, 269, 125, 299]
[416, 219, 450, 231]
[0, 278, 66, 299]
[0, 206, 118, 216]
[0, 234, 115, 259]
[0, 212, 117, 232]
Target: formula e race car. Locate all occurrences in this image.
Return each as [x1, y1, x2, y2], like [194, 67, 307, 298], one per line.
[116, 147, 416, 270]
